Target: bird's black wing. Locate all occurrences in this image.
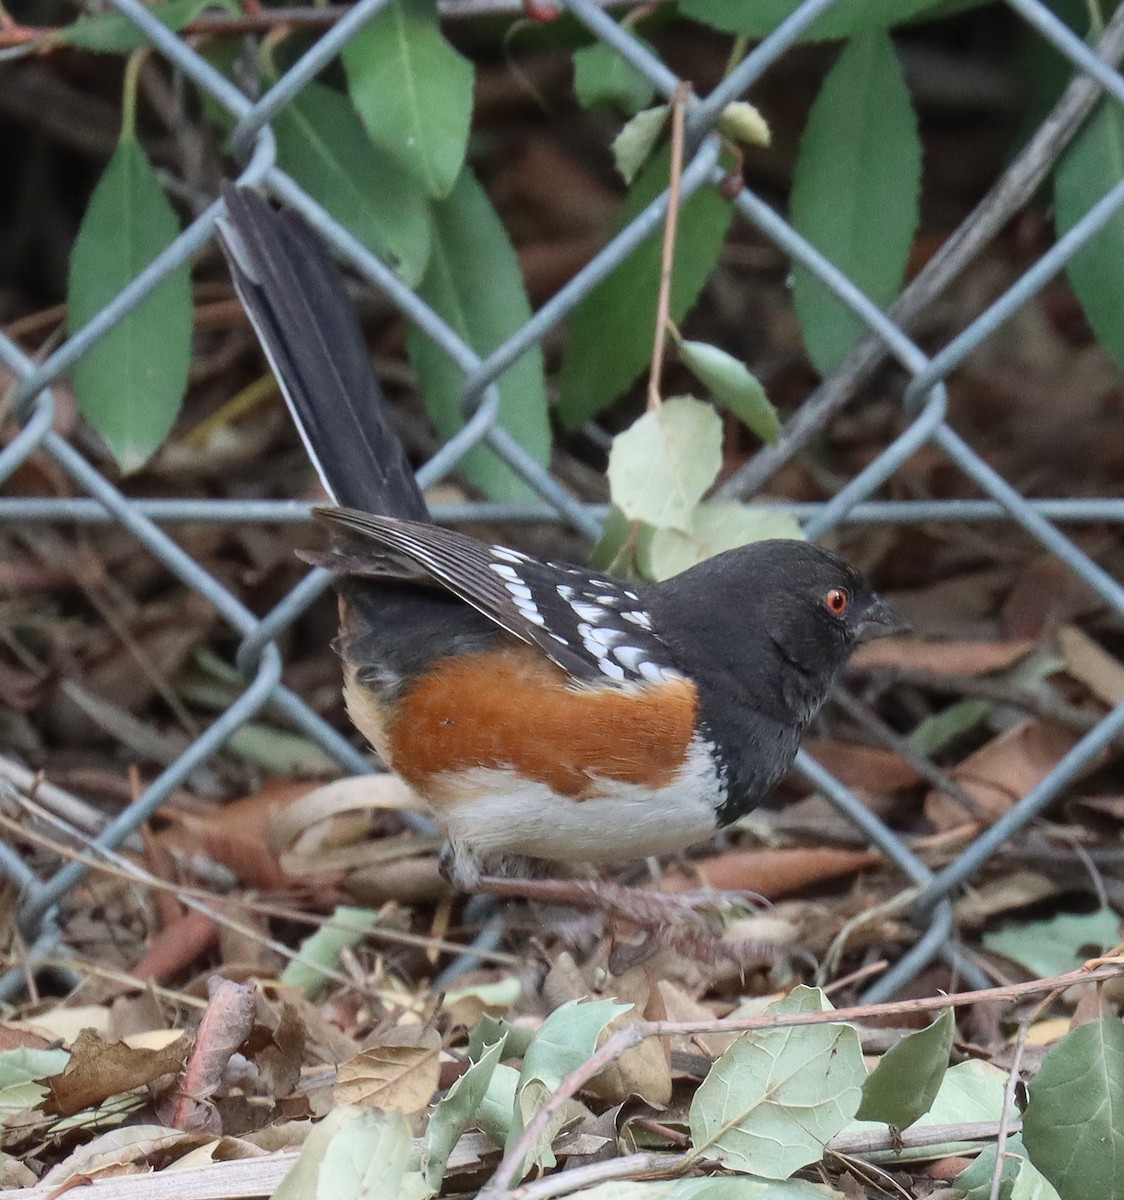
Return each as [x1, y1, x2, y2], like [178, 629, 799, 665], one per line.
[318, 507, 682, 686]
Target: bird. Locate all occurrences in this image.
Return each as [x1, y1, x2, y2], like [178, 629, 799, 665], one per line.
[217, 185, 904, 929]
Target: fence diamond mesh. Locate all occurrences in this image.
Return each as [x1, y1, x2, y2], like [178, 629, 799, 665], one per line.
[3, 0, 1124, 1003]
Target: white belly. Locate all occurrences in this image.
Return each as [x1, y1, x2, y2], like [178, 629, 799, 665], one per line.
[433, 737, 721, 865]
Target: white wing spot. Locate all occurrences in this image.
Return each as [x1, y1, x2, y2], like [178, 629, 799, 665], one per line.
[621, 610, 652, 630]
[557, 584, 575, 601]
[570, 600, 606, 624]
[505, 582, 534, 601]
[514, 599, 546, 626]
[549, 632, 569, 646]
[598, 658, 626, 682]
[491, 546, 528, 564]
[612, 644, 649, 673]
[489, 563, 520, 581]
[624, 590, 640, 601]
[587, 625, 627, 651]
[595, 595, 618, 604]
[639, 660, 679, 683]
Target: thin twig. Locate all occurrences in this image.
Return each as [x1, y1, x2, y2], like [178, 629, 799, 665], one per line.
[513, 1152, 691, 1200]
[829, 1118, 1022, 1157]
[990, 1020, 1030, 1200]
[719, 4, 1124, 500]
[646, 80, 691, 412]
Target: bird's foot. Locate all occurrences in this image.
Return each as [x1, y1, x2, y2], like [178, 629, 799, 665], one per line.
[475, 874, 774, 966]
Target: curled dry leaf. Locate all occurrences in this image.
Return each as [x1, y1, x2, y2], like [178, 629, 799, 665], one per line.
[270, 773, 431, 877]
[924, 719, 1082, 832]
[159, 977, 257, 1133]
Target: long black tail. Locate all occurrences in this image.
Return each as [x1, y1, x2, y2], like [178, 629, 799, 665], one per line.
[218, 185, 429, 521]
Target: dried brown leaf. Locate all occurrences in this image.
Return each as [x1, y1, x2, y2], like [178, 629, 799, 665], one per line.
[333, 1026, 442, 1113]
[583, 968, 671, 1107]
[658, 846, 884, 899]
[1058, 625, 1124, 705]
[925, 719, 1082, 831]
[43, 1028, 189, 1117]
[131, 909, 219, 984]
[851, 637, 1033, 675]
[802, 737, 922, 792]
[159, 977, 256, 1133]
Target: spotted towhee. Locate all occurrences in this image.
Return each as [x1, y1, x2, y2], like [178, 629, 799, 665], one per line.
[219, 187, 903, 898]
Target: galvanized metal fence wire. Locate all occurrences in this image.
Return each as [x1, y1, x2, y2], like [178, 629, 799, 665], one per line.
[3, 0, 1124, 1003]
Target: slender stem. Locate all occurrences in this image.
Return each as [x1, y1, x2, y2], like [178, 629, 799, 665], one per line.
[120, 48, 147, 142]
[646, 80, 691, 412]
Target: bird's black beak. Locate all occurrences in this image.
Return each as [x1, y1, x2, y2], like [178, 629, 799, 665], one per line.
[855, 594, 909, 642]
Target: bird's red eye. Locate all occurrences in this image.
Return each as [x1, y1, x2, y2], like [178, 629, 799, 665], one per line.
[825, 588, 849, 615]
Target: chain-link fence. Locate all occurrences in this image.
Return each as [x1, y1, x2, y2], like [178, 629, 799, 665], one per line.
[3, 0, 1124, 1004]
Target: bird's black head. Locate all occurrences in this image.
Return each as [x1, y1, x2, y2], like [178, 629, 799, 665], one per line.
[647, 538, 904, 725]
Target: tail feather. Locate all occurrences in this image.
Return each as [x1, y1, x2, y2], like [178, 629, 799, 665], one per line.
[218, 185, 429, 521]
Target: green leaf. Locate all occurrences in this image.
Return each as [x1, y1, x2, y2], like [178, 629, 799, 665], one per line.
[573, 1181, 836, 1199]
[53, 0, 217, 52]
[467, 1014, 535, 1064]
[855, 1008, 953, 1128]
[476, 1062, 519, 1146]
[689, 985, 865, 1179]
[342, 0, 473, 198]
[0, 1048, 70, 1130]
[607, 397, 722, 533]
[573, 39, 657, 114]
[789, 31, 921, 374]
[612, 105, 670, 185]
[1012, 1159, 1063, 1200]
[271, 1106, 431, 1200]
[279, 906, 379, 998]
[225, 720, 336, 776]
[982, 908, 1120, 979]
[678, 341, 780, 442]
[68, 136, 192, 473]
[849, 1059, 1010, 1164]
[956, 1134, 1027, 1200]
[506, 998, 631, 1177]
[645, 501, 802, 581]
[680, 0, 947, 40]
[557, 148, 733, 429]
[407, 168, 551, 501]
[907, 698, 992, 756]
[673, 1182, 840, 1200]
[1055, 99, 1124, 370]
[423, 1039, 503, 1189]
[273, 82, 431, 287]
[588, 505, 630, 572]
[1023, 1016, 1124, 1200]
